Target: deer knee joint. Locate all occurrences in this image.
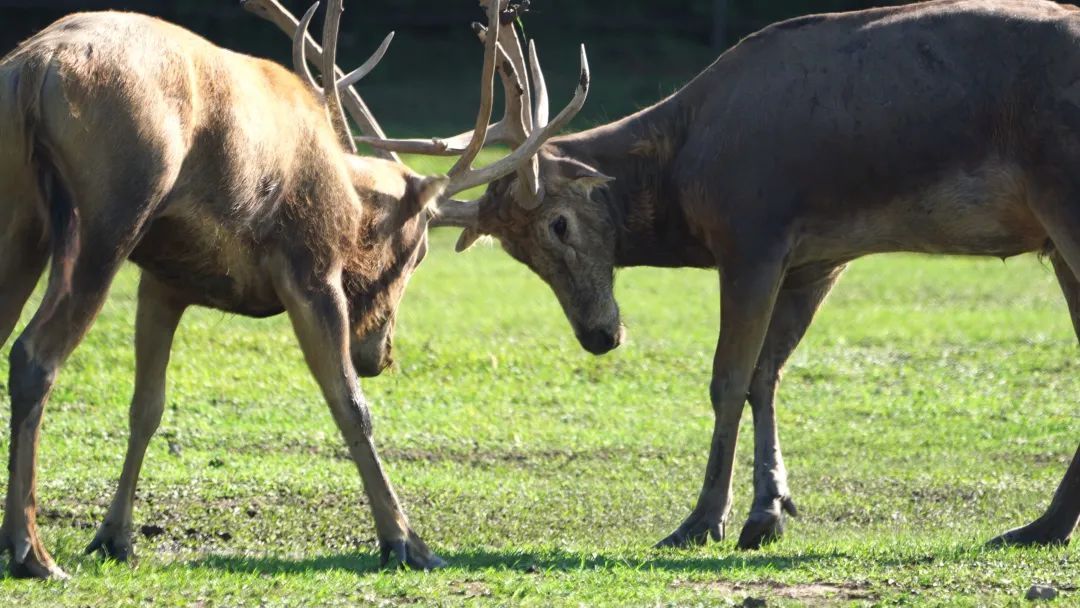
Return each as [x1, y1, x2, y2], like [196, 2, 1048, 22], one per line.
[346, 397, 374, 438]
[129, 395, 165, 436]
[709, 375, 739, 411]
[8, 338, 57, 415]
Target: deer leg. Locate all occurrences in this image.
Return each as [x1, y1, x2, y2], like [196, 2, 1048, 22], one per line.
[274, 268, 443, 570]
[0, 236, 139, 578]
[988, 246, 1080, 546]
[1, 151, 176, 578]
[85, 274, 186, 561]
[0, 213, 48, 350]
[737, 263, 846, 550]
[657, 251, 788, 548]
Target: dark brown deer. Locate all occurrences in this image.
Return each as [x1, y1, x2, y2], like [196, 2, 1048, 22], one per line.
[0, 0, 586, 579]
[373, 0, 1080, 550]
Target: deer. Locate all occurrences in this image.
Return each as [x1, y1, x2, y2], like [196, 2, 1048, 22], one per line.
[370, 0, 1080, 551]
[0, 0, 588, 579]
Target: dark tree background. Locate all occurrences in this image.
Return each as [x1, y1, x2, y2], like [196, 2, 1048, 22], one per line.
[0, 1, 1072, 134]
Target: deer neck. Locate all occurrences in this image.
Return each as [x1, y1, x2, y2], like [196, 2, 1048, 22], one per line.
[556, 94, 714, 269]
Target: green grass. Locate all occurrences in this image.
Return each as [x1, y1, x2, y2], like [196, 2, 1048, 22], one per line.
[0, 153, 1078, 605]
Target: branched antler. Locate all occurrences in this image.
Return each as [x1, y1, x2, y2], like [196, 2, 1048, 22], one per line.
[363, 0, 591, 208]
[245, 0, 591, 213]
[242, 0, 399, 162]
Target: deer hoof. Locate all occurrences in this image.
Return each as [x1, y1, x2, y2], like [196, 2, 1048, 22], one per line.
[988, 521, 1071, 548]
[737, 496, 797, 550]
[4, 533, 67, 580]
[655, 513, 726, 549]
[85, 526, 134, 562]
[378, 533, 446, 571]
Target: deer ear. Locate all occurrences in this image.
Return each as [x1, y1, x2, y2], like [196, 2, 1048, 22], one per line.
[555, 157, 614, 190]
[570, 167, 614, 190]
[410, 175, 449, 212]
[455, 228, 482, 252]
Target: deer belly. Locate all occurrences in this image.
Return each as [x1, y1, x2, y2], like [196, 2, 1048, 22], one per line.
[877, 162, 1047, 256]
[802, 160, 1049, 259]
[129, 216, 284, 317]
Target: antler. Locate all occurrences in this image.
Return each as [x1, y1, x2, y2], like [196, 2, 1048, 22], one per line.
[246, 0, 590, 213]
[365, 0, 591, 209]
[470, 22, 532, 146]
[319, 0, 355, 153]
[354, 22, 529, 156]
[291, 4, 320, 91]
[242, 0, 399, 163]
[443, 44, 588, 199]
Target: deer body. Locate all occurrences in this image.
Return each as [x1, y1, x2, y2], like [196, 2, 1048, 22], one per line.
[1, 0, 580, 577]
[553, 1, 1071, 270]
[0, 11, 448, 578]
[448, 0, 1080, 551]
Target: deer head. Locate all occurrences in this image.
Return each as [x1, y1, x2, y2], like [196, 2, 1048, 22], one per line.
[361, 0, 619, 354]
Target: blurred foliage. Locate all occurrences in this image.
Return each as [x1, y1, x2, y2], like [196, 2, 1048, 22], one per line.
[2, 0, 1077, 134]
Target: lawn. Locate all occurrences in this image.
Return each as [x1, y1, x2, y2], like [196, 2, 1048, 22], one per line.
[0, 153, 1077, 606]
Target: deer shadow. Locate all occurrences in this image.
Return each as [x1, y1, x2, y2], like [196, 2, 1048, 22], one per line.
[184, 546, 851, 577]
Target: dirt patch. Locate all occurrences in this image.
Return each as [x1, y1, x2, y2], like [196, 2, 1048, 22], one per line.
[450, 581, 492, 598]
[673, 580, 876, 604]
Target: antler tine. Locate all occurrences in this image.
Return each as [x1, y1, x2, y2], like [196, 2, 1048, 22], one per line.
[513, 39, 549, 199]
[242, 0, 399, 162]
[445, 22, 529, 147]
[429, 197, 481, 229]
[528, 40, 548, 129]
[444, 44, 591, 200]
[487, 1, 533, 135]
[356, 136, 469, 156]
[292, 3, 321, 91]
[321, 0, 357, 153]
[337, 31, 394, 90]
[447, 0, 502, 177]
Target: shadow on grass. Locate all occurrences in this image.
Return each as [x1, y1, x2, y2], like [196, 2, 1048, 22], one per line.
[186, 546, 850, 577]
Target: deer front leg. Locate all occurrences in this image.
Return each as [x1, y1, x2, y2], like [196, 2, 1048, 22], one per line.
[275, 268, 443, 570]
[656, 253, 787, 548]
[86, 275, 186, 561]
[739, 263, 845, 550]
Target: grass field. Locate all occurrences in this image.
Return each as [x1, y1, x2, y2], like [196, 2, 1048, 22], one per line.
[1, 153, 1078, 606]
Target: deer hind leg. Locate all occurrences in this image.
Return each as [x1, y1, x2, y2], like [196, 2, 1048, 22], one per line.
[737, 262, 846, 550]
[991, 189, 1080, 546]
[0, 199, 49, 350]
[1, 163, 178, 579]
[85, 274, 185, 561]
[987, 242, 1080, 546]
[1, 236, 133, 578]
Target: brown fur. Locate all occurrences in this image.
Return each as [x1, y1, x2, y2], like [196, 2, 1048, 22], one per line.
[470, 0, 1080, 551]
[0, 11, 446, 578]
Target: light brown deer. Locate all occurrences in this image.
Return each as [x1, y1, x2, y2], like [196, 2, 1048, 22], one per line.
[0, 0, 586, 579]
[374, 0, 1080, 551]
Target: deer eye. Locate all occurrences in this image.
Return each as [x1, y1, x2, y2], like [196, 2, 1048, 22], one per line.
[550, 215, 568, 240]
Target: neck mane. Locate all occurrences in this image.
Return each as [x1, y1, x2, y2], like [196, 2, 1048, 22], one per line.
[553, 88, 714, 268]
[340, 207, 414, 334]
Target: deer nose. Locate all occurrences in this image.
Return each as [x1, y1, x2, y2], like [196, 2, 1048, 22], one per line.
[577, 327, 623, 355]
